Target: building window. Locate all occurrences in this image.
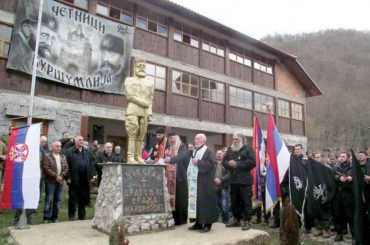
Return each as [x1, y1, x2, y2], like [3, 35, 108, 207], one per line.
[229, 86, 252, 109]
[292, 103, 303, 120]
[202, 41, 224, 57]
[173, 23, 199, 48]
[145, 63, 166, 91]
[136, 16, 167, 37]
[96, 1, 133, 25]
[254, 93, 274, 113]
[172, 70, 198, 97]
[202, 34, 224, 57]
[0, 24, 12, 58]
[254, 55, 273, 75]
[229, 49, 252, 67]
[201, 79, 224, 103]
[278, 99, 290, 118]
[60, 0, 88, 9]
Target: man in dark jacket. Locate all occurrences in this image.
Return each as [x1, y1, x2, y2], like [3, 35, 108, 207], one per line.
[164, 132, 189, 225]
[42, 140, 68, 223]
[332, 152, 354, 242]
[39, 135, 50, 198]
[60, 131, 74, 155]
[114, 145, 125, 162]
[96, 142, 119, 186]
[187, 133, 218, 233]
[66, 136, 94, 220]
[214, 149, 231, 224]
[222, 133, 256, 230]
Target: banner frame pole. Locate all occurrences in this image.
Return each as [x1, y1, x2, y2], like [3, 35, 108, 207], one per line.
[17, 0, 44, 230]
[27, 0, 44, 126]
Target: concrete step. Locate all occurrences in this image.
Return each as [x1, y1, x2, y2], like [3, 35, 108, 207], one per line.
[9, 220, 270, 245]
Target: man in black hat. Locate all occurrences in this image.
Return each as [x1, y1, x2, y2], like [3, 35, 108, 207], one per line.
[148, 127, 168, 164]
[8, 18, 37, 73]
[97, 33, 125, 81]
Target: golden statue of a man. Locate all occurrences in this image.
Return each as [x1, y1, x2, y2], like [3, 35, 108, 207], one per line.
[124, 59, 154, 163]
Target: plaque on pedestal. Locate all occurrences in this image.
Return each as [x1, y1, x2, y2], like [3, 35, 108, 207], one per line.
[92, 163, 174, 235]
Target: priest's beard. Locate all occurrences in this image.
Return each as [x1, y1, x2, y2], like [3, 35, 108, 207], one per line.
[231, 142, 242, 152]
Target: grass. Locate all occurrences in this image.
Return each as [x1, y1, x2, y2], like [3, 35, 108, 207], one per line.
[0, 186, 97, 244]
[1, 188, 352, 244]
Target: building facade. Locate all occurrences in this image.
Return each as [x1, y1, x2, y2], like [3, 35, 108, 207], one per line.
[0, 0, 321, 153]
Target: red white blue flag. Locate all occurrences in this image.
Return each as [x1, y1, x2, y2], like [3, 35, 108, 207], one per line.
[0, 123, 41, 209]
[252, 115, 265, 200]
[265, 113, 290, 211]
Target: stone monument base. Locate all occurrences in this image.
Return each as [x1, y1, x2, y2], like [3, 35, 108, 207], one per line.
[92, 163, 174, 235]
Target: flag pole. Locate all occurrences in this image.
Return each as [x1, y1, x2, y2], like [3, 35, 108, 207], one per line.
[17, 0, 44, 230]
[27, 0, 44, 126]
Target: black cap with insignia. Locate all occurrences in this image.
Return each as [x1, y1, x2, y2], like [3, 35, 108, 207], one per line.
[100, 34, 124, 55]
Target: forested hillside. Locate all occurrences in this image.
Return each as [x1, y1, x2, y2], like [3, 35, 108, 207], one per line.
[262, 29, 370, 151]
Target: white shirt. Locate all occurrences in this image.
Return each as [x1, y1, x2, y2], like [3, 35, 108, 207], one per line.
[53, 153, 61, 176]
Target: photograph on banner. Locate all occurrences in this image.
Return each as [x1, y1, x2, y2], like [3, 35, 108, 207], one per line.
[7, 0, 134, 94]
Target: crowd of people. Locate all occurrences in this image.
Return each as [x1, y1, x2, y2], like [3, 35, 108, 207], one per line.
[1, 127, 370, 244]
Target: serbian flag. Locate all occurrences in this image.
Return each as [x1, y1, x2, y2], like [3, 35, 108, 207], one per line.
[252, 115, 265, 200]
[265, 113, 290, 211]
[0, 123, 41, 209]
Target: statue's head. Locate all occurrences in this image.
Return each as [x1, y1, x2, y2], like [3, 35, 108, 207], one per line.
[135, 59, 146, 78]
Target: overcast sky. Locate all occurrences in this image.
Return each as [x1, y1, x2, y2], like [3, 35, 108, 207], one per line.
[169, 0, 370, 39]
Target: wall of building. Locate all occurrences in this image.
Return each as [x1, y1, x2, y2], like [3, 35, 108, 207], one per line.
[275, 62, 306, 98]
[0, 1, 311, 147]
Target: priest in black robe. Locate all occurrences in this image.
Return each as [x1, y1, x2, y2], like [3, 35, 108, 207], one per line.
[187, 133, 218, 233]
[164, 132, 189, 225]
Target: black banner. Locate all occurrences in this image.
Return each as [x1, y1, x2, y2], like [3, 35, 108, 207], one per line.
[306, 159, 334, 219]
[289, 155, 308, 214]
[7, 0, 134, 94]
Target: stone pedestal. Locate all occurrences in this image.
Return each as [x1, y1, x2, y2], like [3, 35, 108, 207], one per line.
[92, 163, 174, 235]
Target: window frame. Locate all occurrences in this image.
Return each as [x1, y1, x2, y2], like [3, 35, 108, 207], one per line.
[0, 23, 13, 59]
[291, 102, 304, 121]
[135, 15, 168, 37]
[171, 70, 199, 98]
[229, 85, 253, 110]
[229, 50, 252, 67]
[201, 78, 225, 104]
[144, 62, 167, 91]
[58, 0, 88, 10]
[254, 92, 274, 113]
[253, 58, 273, 75]
[278, 99, 291, 118]
[96, 1, 133, 25]
[173, 26, 199, 48]
[201, 39, 225, 57]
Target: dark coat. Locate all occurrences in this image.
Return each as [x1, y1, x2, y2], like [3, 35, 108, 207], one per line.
[333, 161, 352, 191]
[195, 147, 218, 225]
[114, 153, 125, 163]
[96, 151, 120, 175]
[43, 152, 69, 183]
[222, 144, 256, 186]
[218, 165, 230, 188]
[65, 146, 94, 186]
[61, 138, 74, 155]
[169, 143, 189, 182]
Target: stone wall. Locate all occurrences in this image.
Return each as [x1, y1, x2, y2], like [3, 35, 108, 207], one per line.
[92, 163, 175, 235]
